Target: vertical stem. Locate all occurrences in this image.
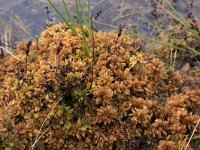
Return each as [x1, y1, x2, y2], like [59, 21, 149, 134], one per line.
[86, 0, 95, 89]
[90, 16, 95, 89]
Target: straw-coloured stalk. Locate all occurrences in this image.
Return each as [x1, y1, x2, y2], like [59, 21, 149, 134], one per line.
[157, 0, 199, 35]
[142, 18, 200, 56]
[30, 98, 62, 150]
[0, 46, 20, 61]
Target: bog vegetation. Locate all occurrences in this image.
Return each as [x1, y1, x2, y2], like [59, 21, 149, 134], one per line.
[0, 0, 199, 149]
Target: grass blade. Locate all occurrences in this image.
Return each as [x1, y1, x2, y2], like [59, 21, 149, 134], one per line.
[75, 0, 90, 55]
[63, 0, 76, 29]
[158, 0, 199, 35]
[140, 18, 200, 56]
[164, 0, 190, 27]
[47, 0, 77, 36]
[77, 0, 92, 40]
[128, 30, 200, 56]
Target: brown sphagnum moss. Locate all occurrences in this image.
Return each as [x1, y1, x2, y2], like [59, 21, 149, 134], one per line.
[0, 24, 199, 149]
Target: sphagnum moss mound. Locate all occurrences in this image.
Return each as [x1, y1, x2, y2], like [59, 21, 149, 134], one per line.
[0, 24, 199, 150]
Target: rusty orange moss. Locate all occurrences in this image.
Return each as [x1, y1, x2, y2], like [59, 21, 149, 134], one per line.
[0, 24, 199, 149]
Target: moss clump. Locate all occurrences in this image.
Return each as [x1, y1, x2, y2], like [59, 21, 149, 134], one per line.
[0, 24, 199, 149]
